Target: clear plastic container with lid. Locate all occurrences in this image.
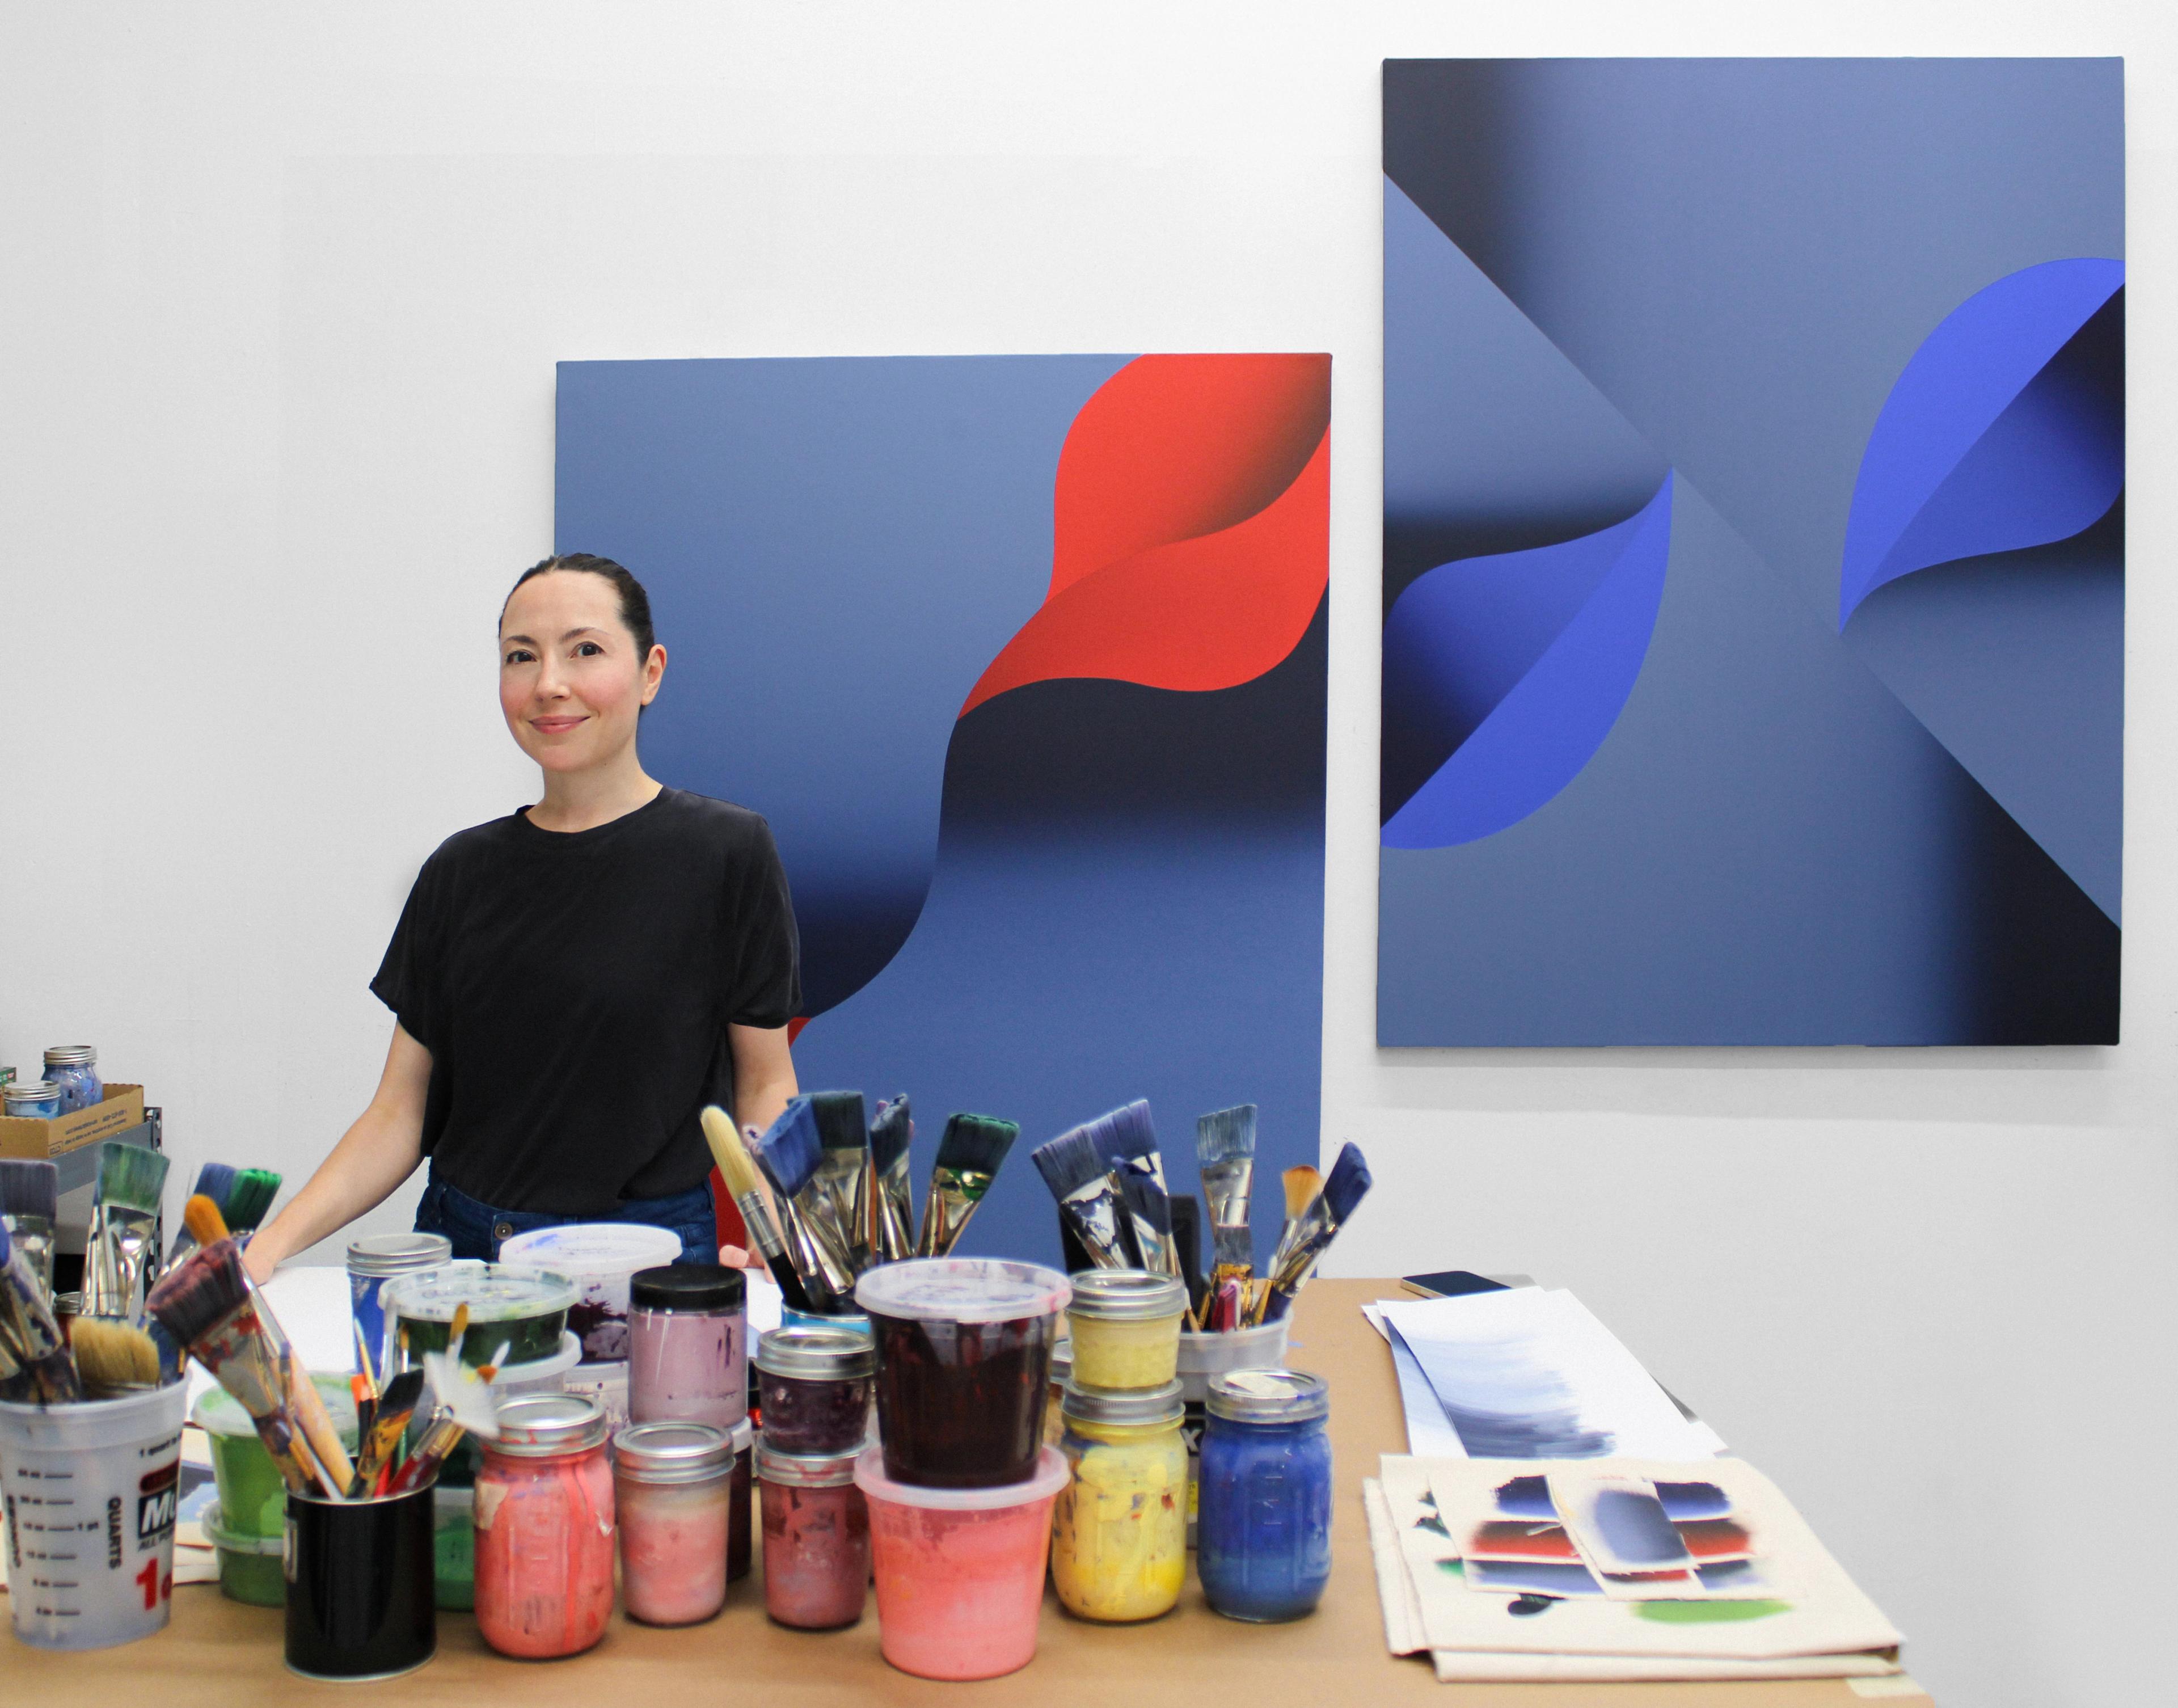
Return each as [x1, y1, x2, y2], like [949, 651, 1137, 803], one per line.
[1066, 1269, 1189, 1390]
[628, 1263, 746, 1431]
[855, 1257, 1070, 1488]
[383, 1260, 576, 1370]
[757, 1443, 869, 1629]
[1196, 1369, 1332, 1623]
[1050, 1380, 1188, 1622]
[3, 1081, 61, 1120]
[40, 1047, 100, 1114]
[613, 1420, 734, 1626]
[473, 1393, 615, 1658]
[753, 1323, 874, 1456]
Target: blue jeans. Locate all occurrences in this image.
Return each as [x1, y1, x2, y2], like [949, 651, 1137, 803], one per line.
[414, 1174, 719, 1267]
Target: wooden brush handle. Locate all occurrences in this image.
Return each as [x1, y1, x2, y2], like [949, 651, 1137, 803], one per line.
[286, 1348, 356, 1494]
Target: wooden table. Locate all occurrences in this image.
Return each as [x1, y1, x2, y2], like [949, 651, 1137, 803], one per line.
[2, 1280, 1929, 1706]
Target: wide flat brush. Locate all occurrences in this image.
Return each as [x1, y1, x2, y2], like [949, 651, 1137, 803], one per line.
[867, 1095, 915, 1266]
[162, 1162, 238, 1272]
[86, 1142, 170, 1326]
[750, 1099, 856, 1309]
[1196, 1104, 1258, 1297]
[807, 1091, 873, 1270]
[1031, 1127, 1134, 1269]
[699, 1105, 817, 1313]
[1080, 1102, 1184, 1281]
[915, 1113, 1019, 1258]
[70, 1316, 163, 1397]
[1254, 1142, 1373, 1325]
[0, 1217, 83, 1403]
[0, 1158, 60, 1305]
[221, 1169, 282, 1239]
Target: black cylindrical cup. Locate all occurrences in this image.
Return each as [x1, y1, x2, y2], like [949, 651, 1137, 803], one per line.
[284, 1480, 437, 1681]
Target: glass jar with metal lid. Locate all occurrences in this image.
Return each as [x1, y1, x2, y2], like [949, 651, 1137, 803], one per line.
[1065, 1268, 1189, 1390]
[3, 1081, 62, 1120]
[1196, 1369, 1332, 1622]
[345, 1234, 452, 1386]
[1049, 1378, 1188, 1622]
[757, 1442, 869, 1629]
[40, 1047, 100, 1115]
[472, 1394, 614, 1658]
[613, 1420, 734, 1626]
[754, 1323, 875, 1455]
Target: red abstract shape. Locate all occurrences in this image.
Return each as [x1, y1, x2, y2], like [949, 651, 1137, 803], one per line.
[961, 353, 1331, 716]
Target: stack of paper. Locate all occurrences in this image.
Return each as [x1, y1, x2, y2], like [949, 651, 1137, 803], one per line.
[1365, 1287, 1726, 1460]
[1366, 1454, 1905, 1684]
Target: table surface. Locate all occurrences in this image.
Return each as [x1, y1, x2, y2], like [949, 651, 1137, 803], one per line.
[2, 1279, 1930, 1706]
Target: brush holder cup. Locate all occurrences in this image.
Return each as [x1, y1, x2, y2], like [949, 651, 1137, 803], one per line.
[0, 1382, 187, 1651]
[1174, 1315, 1290, 1403]
[855, 1258, 1069, 1488]
[283, 1478, 437, 1681]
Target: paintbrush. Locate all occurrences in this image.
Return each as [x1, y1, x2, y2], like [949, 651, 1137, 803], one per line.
[161, 1162, 238, 1272]
[867, 1095, 915, 1266]
[1168, 1193, 1208, 1322]
[749, 1099, 856, 1310]
[389, 1340, 508, 1494]
[1081, 1101, 1185, 1281]
[221, 1169, 281, 1239]
[1031, 1126, 1135, 1269]
[0, 1216, 83, 1403]
[1253, 1142, 1373, 1326]
[348, 1367, 426, 1496]
[1277, 1163, 1324, 1289]
[1196, 1104, 1257, 1297]
[70, 1316, 163, 1397]
[807, 1091, 873, 1271]
[915, 1113, 1020, 1258]
[699, 1104, 817, 1314]
[147, 1239, 321, 1492]
[85, 1142, 170, 1326]
[0, 1158, 60, 1306]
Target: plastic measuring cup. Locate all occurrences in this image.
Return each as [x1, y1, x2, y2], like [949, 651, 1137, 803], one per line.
[498, 1224, 683, 1362]
[855, 1445, 1069, 1680]
[192, 1373, 358, 1538]
[0, 1382, 189, 1650]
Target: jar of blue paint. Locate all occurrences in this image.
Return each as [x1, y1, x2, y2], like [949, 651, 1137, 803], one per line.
[1196, 1368, 1332, 1622]
[40, 1047, 100, 1115]
[4, 1081, 62, 1120]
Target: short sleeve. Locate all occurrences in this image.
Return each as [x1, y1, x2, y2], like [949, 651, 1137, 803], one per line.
[370, 853, 448, 1051]
[722, 817, 801, 1028]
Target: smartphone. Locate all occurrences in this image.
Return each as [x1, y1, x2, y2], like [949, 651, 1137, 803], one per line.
[1397, 1269, 1509, 1300]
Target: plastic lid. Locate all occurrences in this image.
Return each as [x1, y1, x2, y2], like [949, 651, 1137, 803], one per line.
[631, 1263, 745, 1312]
[1066, 1269, 1188, 1322]
[754, 1323, 874, 1381]
[381, 1260, 576, 1324]
[42, 1045, 96, 1066]
[755, 1443, 862, 1487]
[497, 1222, 685, 1272]
[345, 1233, 454, 1277]
[729, 1417, 753, 1455]
[1207, 1368, 1328, 1424]
[852, 1444, 1070, 1512]
[613, 1421, 734, 1482]
[199, 1505, 283, 1554]
[488, 1392, 607, 1456]
[854, 1257, 1070, 1325]
[1062, 1378, 1184, 1428]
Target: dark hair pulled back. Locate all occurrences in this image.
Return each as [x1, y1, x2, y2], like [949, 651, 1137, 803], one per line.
[503, 553, 657, 659]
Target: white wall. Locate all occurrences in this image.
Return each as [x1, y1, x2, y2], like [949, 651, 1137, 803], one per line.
[2, 6, 2172, 1703]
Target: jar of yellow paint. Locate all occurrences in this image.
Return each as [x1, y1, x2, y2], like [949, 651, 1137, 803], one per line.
[1065, 1270, 1188, 1389]
[1050, 1380, 1188, 1623]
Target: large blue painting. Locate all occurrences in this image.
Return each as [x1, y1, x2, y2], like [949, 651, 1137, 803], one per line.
[558, 355, 1329, 1266]
[1381, 58, 2122, 1045]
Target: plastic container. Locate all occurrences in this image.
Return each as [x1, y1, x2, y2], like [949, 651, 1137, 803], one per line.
[193, 1373, 359, 1538]
[200, 1504, 285, 1606]
[758, 1444, 869, 1629]
[383, 1260, 576, 1369]
[3, 1080, 61, 1119]
[565, 1357, 631, 1433]
[1050, 1380, 1188, 1622]
[347, 1232, 452, 1377]
[1174, 1315, 1290, 1403]
[614, 1420, 733, 1626]
[473, 1393, 616, 1659]
[628, 1263, 746, 1431]
[498, 1223, 684, 1362]
[754, 1323, 875, 1455]
[1197, 1369, 1332, 1622]
[433, 1482, 476, 1609]
[1066, 1270, 1188, 1390]
[855, 1258, 1070, 1488]
[285, 1478, 437, 1681]
[0, 1382, 188, 1650]
[40, 1046, 100, 1114]
[855, 1444, 1070, 1680]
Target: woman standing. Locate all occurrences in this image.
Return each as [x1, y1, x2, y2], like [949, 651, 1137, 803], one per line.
[245, 554, 799, 1280]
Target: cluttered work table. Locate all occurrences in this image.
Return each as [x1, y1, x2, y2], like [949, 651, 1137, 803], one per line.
[4, 1280, 1928, 1708]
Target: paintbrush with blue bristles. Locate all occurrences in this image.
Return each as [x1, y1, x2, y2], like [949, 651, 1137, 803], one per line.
[1252, 1142, 1372, 1326]
[0, 1158, 60, 1306]
[867, 1095, 915, 1267]
[749, 1098, 855, 1311]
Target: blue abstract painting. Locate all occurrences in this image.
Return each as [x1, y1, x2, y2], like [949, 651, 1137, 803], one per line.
[1381, 58, 2122, 1045]
[557, 355, 1329, 1265]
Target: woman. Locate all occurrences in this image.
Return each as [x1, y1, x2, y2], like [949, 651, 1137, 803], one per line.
[245, 554, 799, 1283]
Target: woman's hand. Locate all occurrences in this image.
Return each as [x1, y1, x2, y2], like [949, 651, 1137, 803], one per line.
[244, 1023, 433, 1283]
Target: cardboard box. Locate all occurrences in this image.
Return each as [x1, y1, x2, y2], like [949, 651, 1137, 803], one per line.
[0, 1083, 147, 1161]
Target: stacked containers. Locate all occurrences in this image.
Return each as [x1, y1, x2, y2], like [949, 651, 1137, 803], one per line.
[192, 1376, 360, 1606]
[851, 1259, 1071, 1680]
[1051, 1270, 1189, 1622]
[497, 1224, 685, 1433]
[752, 1323, 873, 1629]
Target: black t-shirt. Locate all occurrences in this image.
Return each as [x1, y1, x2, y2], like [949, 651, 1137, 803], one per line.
[370, 788, 800, 1213]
